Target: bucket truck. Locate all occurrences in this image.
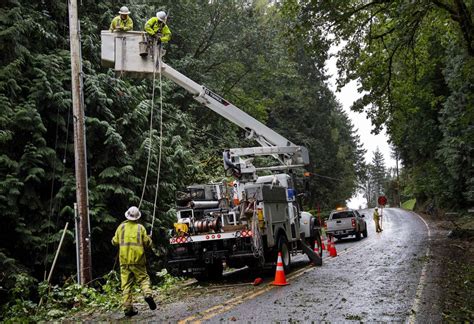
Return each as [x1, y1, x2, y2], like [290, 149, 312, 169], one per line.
[101, 31, 322, 280]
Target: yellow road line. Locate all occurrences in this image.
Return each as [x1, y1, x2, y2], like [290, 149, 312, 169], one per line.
[178, 240, 374, 324]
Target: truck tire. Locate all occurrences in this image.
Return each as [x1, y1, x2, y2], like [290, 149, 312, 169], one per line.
[363, 227, 368, 238]
[307, 227, 323, 254]
[208, 261, 224, 279]
[355, 230, 361, 240]
[195, 261, 223, 282]
[312, 234, 323, 255]
[277, 235, 291, 273]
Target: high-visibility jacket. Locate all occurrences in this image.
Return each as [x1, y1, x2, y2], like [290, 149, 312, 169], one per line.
[112, 220, 152, 265]
[109, 16, 133, 32]
[144, 17, 171, 43]
[373, 210, 380, 220]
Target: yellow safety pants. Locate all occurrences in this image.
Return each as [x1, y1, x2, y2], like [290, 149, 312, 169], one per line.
[374, 217, 382, 232]
[120, 264, 153, 310]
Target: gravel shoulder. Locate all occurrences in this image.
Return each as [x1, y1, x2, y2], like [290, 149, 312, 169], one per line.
[416, 212, 474, 322]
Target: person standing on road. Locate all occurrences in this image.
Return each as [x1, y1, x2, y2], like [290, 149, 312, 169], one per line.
[109, 6, 134, 32]
[112, 206, 156, 317]
[373, 207, 382, 233]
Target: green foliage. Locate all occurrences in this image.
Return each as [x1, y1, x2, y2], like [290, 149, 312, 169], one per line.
[285, 0, 474, 210]
[1, 269, 184, 322]
[1, 0, 365, 314]
[3, 271, 121, 322]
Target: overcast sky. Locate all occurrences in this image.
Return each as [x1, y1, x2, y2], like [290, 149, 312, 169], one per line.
[325, 47, 395, 208]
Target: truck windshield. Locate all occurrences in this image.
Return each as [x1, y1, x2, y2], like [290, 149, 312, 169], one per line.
[331, 211, 354, 219]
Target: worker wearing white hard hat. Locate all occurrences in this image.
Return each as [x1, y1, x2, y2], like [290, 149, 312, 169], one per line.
[144, 10, 171, 44]
[109, 6, 133, 32]
[112, 206, 156, 317]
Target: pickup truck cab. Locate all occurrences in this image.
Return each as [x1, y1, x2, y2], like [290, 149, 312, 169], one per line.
[326, 208, 368, 240]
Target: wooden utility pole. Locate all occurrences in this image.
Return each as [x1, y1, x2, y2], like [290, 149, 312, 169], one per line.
[68, 0, 92, 284]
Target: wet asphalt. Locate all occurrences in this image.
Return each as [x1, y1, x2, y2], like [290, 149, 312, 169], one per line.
[108, 208, 433, 322]
[198, 208, 431, 323]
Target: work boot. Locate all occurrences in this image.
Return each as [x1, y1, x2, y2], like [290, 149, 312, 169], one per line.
[145, 296, 157, 310]
[124, 308, 138, 317]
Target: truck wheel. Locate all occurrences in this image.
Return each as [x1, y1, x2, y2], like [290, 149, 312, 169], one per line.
[195, 261, 223, 282]
[314, 234, 323, 255]
[363, 227, 368, 238]
[277, 235, 291, 273]
[195, 271, 209, 282]
[355, 230, 361, 240]
[208, 261, 224, 279]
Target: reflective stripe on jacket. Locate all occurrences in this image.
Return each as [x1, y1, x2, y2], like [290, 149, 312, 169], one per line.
[144, 17, 171, 42]
[112, 220, 152, 265]
[109, 16, 133, 31]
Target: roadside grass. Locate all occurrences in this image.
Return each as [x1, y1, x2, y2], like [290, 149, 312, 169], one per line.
[401, 199, 416, 210]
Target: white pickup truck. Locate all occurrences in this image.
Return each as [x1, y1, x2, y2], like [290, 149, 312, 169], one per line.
[326, 208, 368, 240]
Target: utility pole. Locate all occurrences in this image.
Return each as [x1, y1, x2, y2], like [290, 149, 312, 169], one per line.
[68, 0, 92, 284]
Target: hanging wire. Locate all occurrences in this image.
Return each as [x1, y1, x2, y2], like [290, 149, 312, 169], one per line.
[138, 42, 158, 209]
[43, 107, 61, 276]
[150, 45, 164, 236]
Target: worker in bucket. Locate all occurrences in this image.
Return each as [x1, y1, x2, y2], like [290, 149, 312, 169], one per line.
[112, 206, 156, 317]
[373, 207, 382, 233]
[144, 10, 172, 44]
[109, 6, 133, 32]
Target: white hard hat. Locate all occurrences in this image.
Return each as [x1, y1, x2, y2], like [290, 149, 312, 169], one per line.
[119, 6, 130, 15]
[125, 206, 141, 220]
[156, 11, 167, 22]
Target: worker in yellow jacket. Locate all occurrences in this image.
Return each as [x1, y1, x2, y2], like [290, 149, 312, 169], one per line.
[373, 207, 382, 233]
[112, 206, 156, 317]
[144, 11, 172, 44]
[109, 6, 133, 32]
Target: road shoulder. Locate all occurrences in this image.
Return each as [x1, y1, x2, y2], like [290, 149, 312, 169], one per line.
[415, 213, 474, 322]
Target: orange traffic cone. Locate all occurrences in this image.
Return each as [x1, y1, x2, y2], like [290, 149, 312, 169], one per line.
[313, 241, 321, 257]
[321, 238, 326, 251]
[272, 252, 289, 286]
[329, 237, 337, 257]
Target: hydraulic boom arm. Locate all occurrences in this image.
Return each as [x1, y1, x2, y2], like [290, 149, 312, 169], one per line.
[100, 31, 309, 179]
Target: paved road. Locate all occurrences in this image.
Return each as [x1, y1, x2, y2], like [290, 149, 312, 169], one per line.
[106, 208, 433, 322]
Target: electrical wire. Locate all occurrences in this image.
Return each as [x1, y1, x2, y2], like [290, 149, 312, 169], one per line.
[150, 45, 164, 236]
[138, 42, 158, 210]
[309, 172, 345, 182]
[44, 107, 61, 275]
